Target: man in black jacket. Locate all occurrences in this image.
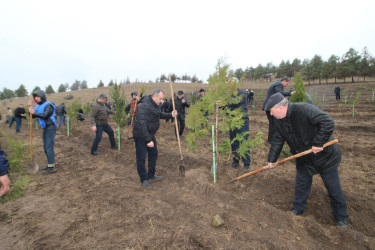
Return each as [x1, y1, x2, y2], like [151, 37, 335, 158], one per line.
[263, 78, 295, 144]
[13, 104, 27, 132]
[55, 103, 67, 127]
[28, 90, 57, 174]
[264, 93, 348, 228]
[174, 90, 190, 137]
[132, 88, 177, 189]
[0, 146, 10, 197]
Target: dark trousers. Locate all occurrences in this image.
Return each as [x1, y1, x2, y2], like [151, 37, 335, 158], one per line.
[174, 116, 185, 136]
[229, 118, 250, 165]
[266, 111, 275, 144]
[58, 115, 66, 127]
[335, 94, 341, 101]
[91, 123, 116, 152]
[134, 136, 158, 182]
[15, 117, 22, 132]
[293, 166, 348, 221]
[8, 116, 15, 128]
[43, 125, 56, 165]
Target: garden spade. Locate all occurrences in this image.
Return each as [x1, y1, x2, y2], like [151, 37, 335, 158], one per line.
[127, 88, 141, 140]
[169, 75, 185, 176]
[229, 139, 339, 183]
[28, 97, 39, 174]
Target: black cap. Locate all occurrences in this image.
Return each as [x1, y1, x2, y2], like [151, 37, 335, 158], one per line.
[177, 90, 184, 95]
[131, 91, 138, 96]
[280, 77, 289, 82]
[264, 93, 285, 111]
[199, 88, 205, 92]
[98, 93, 108, 99]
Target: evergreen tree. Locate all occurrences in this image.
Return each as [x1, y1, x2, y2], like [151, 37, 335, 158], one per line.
[98, 80, 104, 88]
[70, 80, 81, 91]
[58, 84, 67, 92]
[290, 73, 308, 103]
[341, 48, 361, 83]
[81, 80, 88, 89]
[108, 79, 114, 86]
[32, 86, 41, 93]
[15, 84, 28, 97]
[45, 85, 55, 94]
[0, 88, 16, 100]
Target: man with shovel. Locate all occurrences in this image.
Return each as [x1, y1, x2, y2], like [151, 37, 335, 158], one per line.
[264, 92, 348, 228]
[132, 88, 177, 189]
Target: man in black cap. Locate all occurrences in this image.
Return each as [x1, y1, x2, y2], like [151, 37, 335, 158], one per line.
[125, 91, 139, 125]
[263, 77, 295, 144]
[174, 90, 190, 137]
[90, 93, 116, 155]
[197, 88, 205, 101]
[264, 93, 348, 228]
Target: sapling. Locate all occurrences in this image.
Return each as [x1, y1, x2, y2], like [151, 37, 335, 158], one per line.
[352, 91, 361, 118]
[67, 98, 82, 136]
[290, 73, 308, 103]
[109, 83, 129, 150]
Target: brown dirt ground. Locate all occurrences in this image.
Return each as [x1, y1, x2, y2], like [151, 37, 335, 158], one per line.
[1, 81, 375, 249]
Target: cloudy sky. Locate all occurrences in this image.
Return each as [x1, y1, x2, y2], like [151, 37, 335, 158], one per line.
[1, 0, 374, 92]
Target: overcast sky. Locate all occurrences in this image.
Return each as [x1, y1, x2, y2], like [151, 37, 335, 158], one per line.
[1, 0, 374, 92]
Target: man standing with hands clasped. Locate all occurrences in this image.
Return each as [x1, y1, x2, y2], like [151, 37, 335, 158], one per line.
[90, 94, 116, 155]
[132, 88, 177, 189]
[264, 92, 348, 228]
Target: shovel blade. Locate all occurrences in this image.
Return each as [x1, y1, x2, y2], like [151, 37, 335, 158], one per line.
[27, 161, 39, 174]
[179, 164, 185, 176]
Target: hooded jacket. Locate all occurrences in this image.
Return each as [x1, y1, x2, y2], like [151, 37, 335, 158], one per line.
[262, 80, 292, 111]
[268, 102, 341, 175]
[132, 95, 172, 143]
[32, 90, 56, 128]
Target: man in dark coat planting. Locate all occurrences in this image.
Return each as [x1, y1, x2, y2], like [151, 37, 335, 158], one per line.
[132, 88, 177, 189]
[263, 77, 295, 144]
[13, 104, 27, 133]
[264, 92, 348, 228]
[28, 90, 57, 174]
[90, 94, 116, 155]
[174, 90, 190, 137]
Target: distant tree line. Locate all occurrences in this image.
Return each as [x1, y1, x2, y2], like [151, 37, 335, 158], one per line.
[233, 47, 375, 84]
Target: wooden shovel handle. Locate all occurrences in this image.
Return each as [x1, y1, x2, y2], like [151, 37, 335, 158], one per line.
[128, 88, 141, 135]
[169, 75, 183, 161]
[230, 139, 339, 183]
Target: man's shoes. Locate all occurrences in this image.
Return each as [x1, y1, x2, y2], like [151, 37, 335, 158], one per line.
[290, 208, 304, 215]
[336, 218, 348, 228]
[91, 151, 100, 155]
[148, 175, 163, 182]
[243, 165, 250, 172]
[230, 162, 240, 169]
[111, 146, 117, 150]
[42, 166, 48, 171]
[43, 166, 57, 175]
[141, 180, 151, 189]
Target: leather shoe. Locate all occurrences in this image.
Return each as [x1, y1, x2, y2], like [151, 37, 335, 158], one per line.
[243, 165, 250, 172]
[336, 218, 348, 228]
[141, 180, 151, 189]
[111, 146, 117, 150]
[290, 208, 304, 215]
[43, 166, 57, 175]
[230, 162, 239, 169]
[148, 175, 163, 182]
[91, 151, 100, 155]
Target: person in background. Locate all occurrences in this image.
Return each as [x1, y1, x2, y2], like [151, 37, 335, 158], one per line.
[90, 94, 116, 155]
[132, 88, 177, 188]
[125, 91, 139, 125]
[262, 77, 295, 144]
[5, 108, 13, 124]
[0, 146, 10, 197]
[13, 104, 27, 133]
[174, 90, 190, 137]
[334, 86, 341, 102]
[264, 92, 348, 228]
[28, 90, 57, 174]
[55, 103, 67, 128]
[249, 89, 254, 105]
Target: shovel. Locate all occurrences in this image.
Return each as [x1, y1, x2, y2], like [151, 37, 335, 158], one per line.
[28, 97, 39, 174]
[127, 88, 141, 140]
[169, 75, 185, 176]
[229, 139, 338, 183]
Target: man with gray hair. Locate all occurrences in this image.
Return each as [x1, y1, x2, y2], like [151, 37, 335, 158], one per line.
[90, 93, 116, 155]
[264, 92, 348, 228]
[132, 88, 177, 189]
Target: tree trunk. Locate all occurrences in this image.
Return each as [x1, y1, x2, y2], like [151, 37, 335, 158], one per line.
[351, 76, 354, 83]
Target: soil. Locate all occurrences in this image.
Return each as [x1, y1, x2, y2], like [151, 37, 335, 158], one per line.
[1, 82, 375, 249]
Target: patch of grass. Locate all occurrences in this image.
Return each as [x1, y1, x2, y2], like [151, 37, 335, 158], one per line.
[0, 176, 31, 204]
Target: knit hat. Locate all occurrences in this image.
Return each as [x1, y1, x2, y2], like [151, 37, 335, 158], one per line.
[264, 93, 285, 111]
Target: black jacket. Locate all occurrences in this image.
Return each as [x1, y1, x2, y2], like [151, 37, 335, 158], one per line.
[55, 104, 66, 116]
[132, 95, 172, 143]
[174, 97, 190, 117]
[0, 147, 9, 176]
[268, 103, 341, 175]
[14, 107, 26, 118]
[262, 80, 292, 110]
[32, 90, 55, 127]
[228, 89, 249, 118]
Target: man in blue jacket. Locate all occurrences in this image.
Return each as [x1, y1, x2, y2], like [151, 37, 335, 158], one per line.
[0, 147, 10, 196]
[265, 93, 348, 228]
[28, 90, 57, 174]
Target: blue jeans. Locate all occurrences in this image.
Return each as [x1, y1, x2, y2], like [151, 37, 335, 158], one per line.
[43, 125, 56, 165]
[134, 136, 158, 182]
[91, 123, 116, 152]
[15, 117, 22, 132]
[229, 118, 250, 165]
[293, 166, 348, 221]
[59, 115, 66, 127]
